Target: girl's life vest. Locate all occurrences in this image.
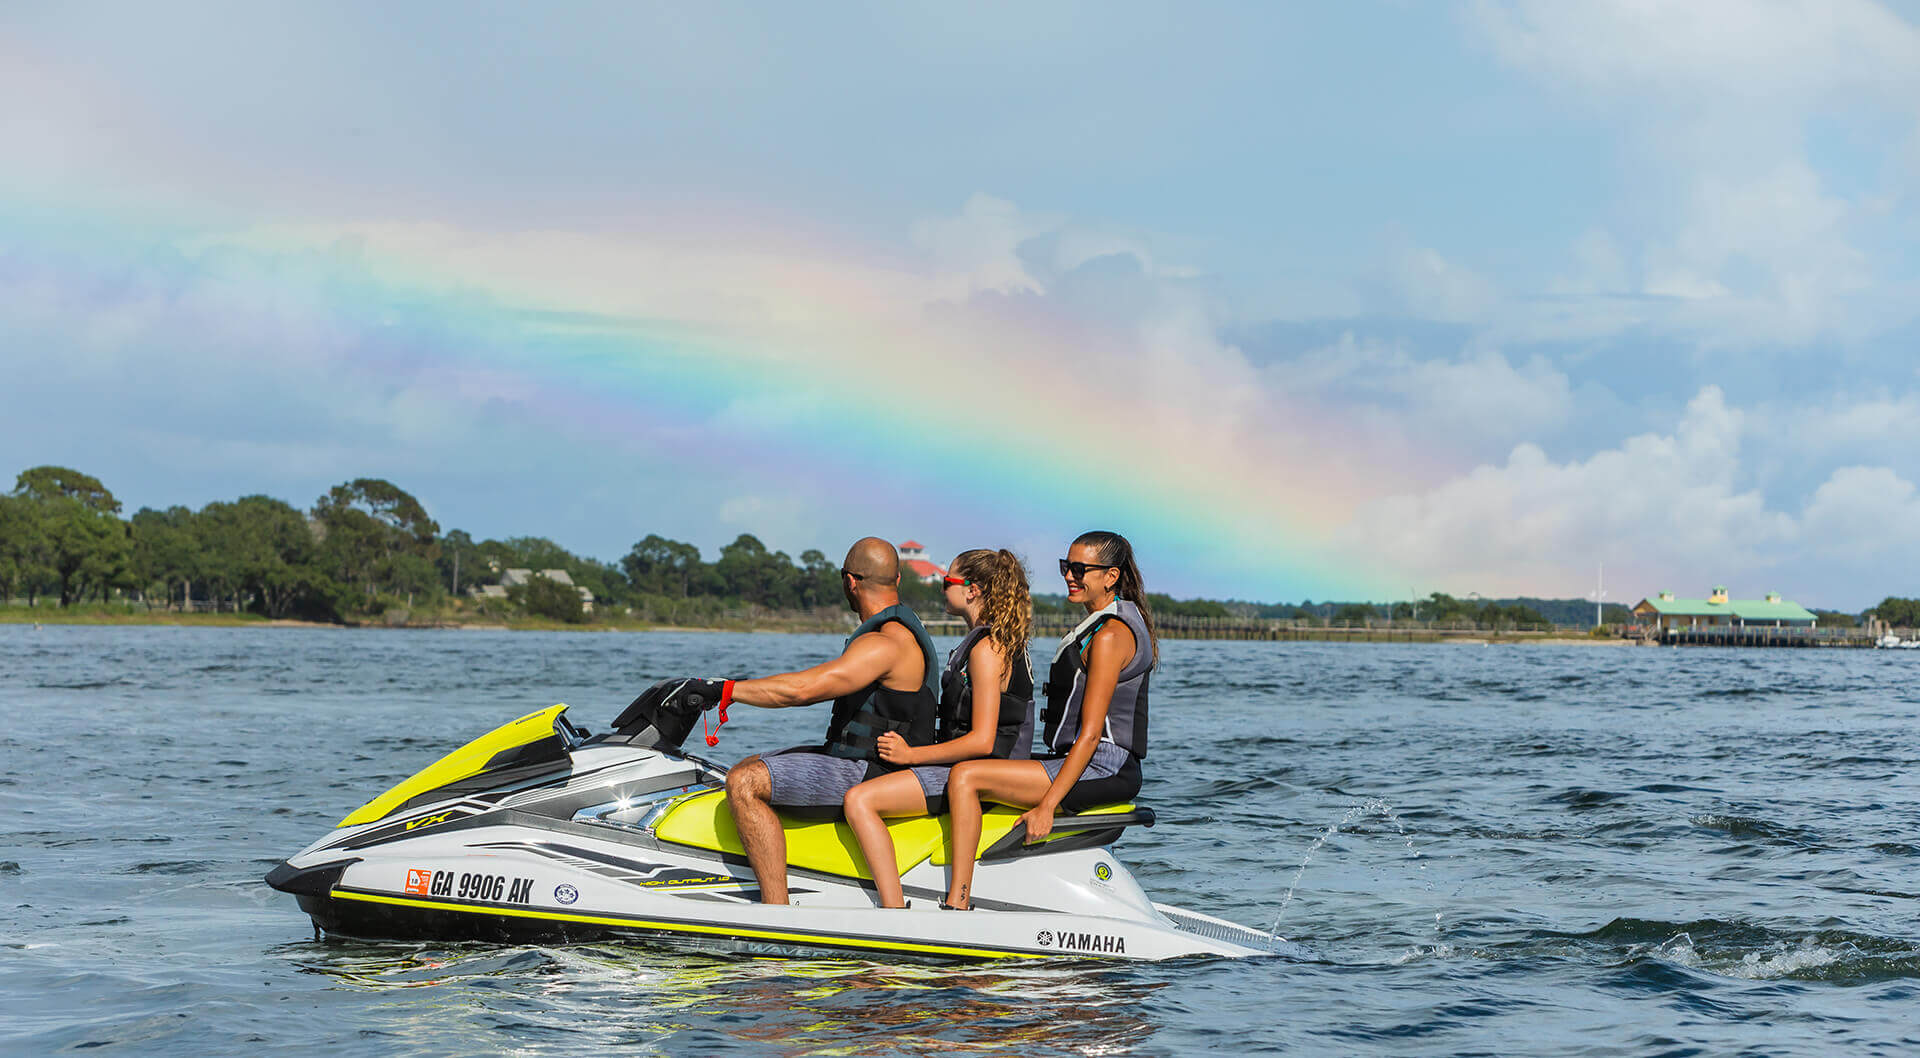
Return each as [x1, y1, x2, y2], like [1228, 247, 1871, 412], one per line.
[936, 624, 1035, 760]
[1041, 599, 1151, 758]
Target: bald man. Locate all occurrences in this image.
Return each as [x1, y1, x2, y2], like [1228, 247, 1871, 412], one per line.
[715, 537, 940, 904]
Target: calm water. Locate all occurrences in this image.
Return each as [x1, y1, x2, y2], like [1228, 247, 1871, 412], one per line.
[3, 626, 1919, 1055]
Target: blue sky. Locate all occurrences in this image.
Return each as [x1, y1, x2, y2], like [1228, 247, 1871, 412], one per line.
[3, 2, 1917, 609]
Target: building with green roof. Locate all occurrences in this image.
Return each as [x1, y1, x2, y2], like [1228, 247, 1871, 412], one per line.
[1630, 587, 1818, 631]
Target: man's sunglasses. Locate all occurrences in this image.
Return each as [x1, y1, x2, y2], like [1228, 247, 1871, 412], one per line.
[1059, 559, 1118, 579]
[839, 568, 866, 582]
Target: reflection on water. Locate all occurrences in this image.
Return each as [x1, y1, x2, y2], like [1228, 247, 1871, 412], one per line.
[287, 938, 1164, 1055]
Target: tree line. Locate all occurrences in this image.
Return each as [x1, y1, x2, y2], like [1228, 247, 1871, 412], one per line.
[1872, 597, 1920, 629]
[5, 465, 1905, 628]
[0, 463, 1410, 626]
[0, 466, 879, 623]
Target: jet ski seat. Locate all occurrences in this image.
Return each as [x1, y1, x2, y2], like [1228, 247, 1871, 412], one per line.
[651, 788, 1151, 881]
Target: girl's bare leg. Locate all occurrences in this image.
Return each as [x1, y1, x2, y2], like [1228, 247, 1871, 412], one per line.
[842, 771, 930, 909]
[941, 759, 1054, 909]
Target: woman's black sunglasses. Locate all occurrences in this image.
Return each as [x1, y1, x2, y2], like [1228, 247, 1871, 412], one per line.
[1059, 558, 1118, 579]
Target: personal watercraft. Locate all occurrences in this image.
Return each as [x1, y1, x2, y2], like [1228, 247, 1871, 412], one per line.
[266, 690, 1280, 962]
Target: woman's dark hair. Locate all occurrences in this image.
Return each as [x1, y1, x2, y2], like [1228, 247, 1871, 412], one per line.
[951, 549, 1032, 680]
[1073, 530, 1158, 666]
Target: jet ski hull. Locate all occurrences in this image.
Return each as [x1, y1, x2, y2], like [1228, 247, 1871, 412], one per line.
[266, 708, 1281, 962]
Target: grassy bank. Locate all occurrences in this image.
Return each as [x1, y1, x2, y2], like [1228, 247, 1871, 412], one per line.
[0, 602, 853, 634]
[0, 604, 297, 627]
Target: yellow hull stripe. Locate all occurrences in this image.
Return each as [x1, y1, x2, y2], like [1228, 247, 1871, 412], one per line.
[330, 889, 1021, 960]
[339, 704, 570, 828]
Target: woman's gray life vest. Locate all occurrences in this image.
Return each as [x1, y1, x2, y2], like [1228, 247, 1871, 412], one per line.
[1041, 599, 1151, 758]
[824, 604, 940, 767]
[937, 624, 1035, 760]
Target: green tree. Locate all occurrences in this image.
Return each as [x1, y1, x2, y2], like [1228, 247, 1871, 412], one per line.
[623, 534, 705, 598]
[130, 505, 203, 609]
[0, 493, 49, 603]
[388, 552, 441, 609]
[311, 479, 440, 613]
[797, 548, 839, 609]
[570, 558, 627, 610]
[510, 572, 585, 623]
[1153, 592, 1230, 618]
[191, 502, 243, 611]
[1873, 597, 1920, 628]
[204, 495, 333, 617]
[717, 534, 793, 607]
[1333, 603, 1377, 625]
[12, 466, 130, 607]
[438, 529, 475, 596]
[501, 536, 577, 572]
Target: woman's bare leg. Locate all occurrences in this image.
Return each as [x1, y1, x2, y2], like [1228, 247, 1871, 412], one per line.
[842, 771, 930, 909]
[942, 759, 1054, 909]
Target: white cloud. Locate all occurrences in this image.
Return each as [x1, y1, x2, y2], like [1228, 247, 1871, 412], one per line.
[1341, 386, 1793, 594]
[1389, 246, 1499, 324]
[1800, 466, 1920, 554]
[907, 193, 1055, 299]
[1267, 333, 1574, 446]
[1550, 228, 1631, 296]
[1341, 380, 1920, 604]
[1467, 0, 1920, 346]
[1470, 0, 1920, 128]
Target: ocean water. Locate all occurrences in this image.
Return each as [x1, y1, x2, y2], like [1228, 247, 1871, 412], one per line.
[3, 626, 1918, 1056]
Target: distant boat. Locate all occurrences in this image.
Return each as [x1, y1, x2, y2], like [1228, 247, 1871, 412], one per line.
[1878, 634, 1919, 649]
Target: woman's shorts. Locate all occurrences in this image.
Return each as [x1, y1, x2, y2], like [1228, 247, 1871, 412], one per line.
[761, 749, 871, 809]
[908, 763, 954, 800]
[1040, 741, 1131, 783]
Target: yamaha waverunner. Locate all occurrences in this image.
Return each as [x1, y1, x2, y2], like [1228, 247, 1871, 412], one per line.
[265, 688, 1279, 962]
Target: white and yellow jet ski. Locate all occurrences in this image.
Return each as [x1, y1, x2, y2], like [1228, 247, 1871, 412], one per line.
[266, 690, 1280, 962]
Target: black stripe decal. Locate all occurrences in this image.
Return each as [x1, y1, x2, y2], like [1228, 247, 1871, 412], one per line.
[327, 885, 1039, 957]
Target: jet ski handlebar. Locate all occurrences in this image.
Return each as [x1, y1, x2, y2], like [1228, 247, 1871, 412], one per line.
[609, 678, 725, 749]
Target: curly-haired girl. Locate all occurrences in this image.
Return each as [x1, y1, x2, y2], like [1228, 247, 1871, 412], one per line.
[841, 548, 1034, 909]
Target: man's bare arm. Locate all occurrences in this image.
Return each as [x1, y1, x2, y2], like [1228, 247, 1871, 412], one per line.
[729, 631, 896, 708]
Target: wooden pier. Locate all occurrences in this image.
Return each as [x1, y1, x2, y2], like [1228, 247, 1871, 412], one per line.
[1644, 625, 1875, 649]
[929, 613, 1569, 643]
[919, 614, 1883, 647]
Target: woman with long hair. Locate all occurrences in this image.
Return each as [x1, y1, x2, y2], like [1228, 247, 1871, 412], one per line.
[938, 530, 1157, 910]
[841, 548, 1035, 909]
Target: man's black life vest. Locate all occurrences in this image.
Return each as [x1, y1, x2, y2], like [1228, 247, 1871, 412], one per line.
[823, 604, 939, 767]
[937, 624, 1035, 760]
[1041, 599, 1152, 759]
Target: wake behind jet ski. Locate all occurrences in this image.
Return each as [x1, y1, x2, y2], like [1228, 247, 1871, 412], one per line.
[264, 686, 1281, 961]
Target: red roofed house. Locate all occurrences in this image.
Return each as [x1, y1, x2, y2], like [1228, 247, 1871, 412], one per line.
[897, 540, 945, 584]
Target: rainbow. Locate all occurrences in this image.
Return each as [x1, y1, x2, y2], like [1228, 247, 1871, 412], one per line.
[1, 195, 1409, 601]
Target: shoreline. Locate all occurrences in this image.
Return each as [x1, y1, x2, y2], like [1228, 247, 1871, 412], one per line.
[0, 608, 850, 635]
[2, 608, 1648, 644]
[1444, 636, 1634, 647]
